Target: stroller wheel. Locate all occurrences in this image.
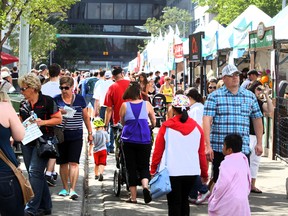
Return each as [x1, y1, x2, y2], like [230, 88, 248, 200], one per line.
[113, 170, 121, 196]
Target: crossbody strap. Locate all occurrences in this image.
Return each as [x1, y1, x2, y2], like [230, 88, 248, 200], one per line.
[0, 149, 18, 172]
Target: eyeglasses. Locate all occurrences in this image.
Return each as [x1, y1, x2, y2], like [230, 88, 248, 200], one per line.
[20, 87, 29, 91]
[256, 87, 263, 91]
[208, 86, 217, 90]
[59, 86, 70, 90]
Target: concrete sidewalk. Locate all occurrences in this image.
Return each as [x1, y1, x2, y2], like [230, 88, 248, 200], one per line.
[21, 135, 288, 215]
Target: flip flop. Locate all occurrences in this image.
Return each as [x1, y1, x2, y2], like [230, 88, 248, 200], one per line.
[251, 187, 262, 193]
[125, 197, 137, 204]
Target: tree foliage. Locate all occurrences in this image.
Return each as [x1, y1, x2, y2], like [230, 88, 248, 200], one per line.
[196, 0, 282, 25]
[144, 6, 192, 37]
[0, 0, 78, 65]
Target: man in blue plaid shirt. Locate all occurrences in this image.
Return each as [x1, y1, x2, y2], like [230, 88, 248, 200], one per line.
[203, 64, 263, 183]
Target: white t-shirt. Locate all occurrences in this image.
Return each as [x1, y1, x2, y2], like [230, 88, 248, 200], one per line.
[187, 102, 204, 127]
[93, 80, 114, 106]
[41, 81, 61, 98]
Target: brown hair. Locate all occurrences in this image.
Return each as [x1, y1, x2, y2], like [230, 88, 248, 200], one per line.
[123, 82, 140, 100]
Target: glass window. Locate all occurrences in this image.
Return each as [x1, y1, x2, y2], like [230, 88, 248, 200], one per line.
[101, 3, 113, 19]
[85, 3, 100, 19]
[127, 3, 139, 20]
[114, 3, 126, 20]
[140, 4, 152, 20]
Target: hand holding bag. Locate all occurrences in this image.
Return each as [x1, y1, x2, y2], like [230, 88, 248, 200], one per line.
[149, 128, 172, 199]
[0, 149, 34, 205]
[36, 136, 59, 158]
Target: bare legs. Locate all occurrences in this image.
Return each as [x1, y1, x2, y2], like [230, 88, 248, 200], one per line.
[59, 162, 79, 192]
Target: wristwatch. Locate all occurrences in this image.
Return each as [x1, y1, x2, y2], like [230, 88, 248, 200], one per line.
[88, 132, 92, 135]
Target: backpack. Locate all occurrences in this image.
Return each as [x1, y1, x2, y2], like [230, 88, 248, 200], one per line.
[85, 77, 98, 95]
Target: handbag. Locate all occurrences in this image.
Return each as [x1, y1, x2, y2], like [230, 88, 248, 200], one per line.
[149, 128, 172, 199]
[36, 136, 60, 158]
[0, 149, 34, 205]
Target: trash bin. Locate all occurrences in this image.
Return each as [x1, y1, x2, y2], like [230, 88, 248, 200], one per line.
[8, 93, 24, 113]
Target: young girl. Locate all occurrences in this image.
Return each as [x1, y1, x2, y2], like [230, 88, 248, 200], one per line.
[89, 118, 110, 181]
[208, 134, 251, 216]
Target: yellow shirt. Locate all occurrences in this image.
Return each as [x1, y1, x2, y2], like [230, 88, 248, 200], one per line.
[162, 85, 173, 103]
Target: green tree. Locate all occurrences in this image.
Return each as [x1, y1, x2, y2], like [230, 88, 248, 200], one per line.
[0, 0, 78, 65]
[196, 0, 282, 25]
[144, 6, 192, 37]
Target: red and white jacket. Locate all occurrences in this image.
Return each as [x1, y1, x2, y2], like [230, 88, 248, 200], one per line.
[150, 115, 208, 178]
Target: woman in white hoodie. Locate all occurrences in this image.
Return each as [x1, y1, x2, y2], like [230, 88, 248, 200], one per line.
[150, 94, 208, 216]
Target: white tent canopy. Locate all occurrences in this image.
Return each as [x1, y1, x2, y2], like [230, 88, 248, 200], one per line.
[266, 5, 288, 41]
[218, 5, 271, 50]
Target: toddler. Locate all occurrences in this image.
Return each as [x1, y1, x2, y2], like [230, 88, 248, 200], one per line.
[89, 118, 110, 181]
[208, 133, 251, 216]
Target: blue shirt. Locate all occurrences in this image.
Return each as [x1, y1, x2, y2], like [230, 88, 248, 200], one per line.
[203, 86, 263, 154]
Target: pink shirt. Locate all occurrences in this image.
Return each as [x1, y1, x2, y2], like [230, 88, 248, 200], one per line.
[208, 152, 251, 216]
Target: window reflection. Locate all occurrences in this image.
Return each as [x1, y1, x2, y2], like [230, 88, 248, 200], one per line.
[127, 3, 139, 20]
[114, 3, 126, 19]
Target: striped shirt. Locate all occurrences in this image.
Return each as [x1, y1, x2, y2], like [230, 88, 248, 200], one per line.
[203, 86, 262, 154]
[54, 94, 87, 130]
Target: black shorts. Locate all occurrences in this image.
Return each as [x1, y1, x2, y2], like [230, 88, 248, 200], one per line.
[56, 139, 83, 164]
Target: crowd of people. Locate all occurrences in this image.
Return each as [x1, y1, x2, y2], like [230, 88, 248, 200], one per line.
[0, 62, 275, 216]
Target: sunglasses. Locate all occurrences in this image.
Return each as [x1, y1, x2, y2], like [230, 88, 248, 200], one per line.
[256, 87, 263, 91]
[20, 87, 29, 91]
[208, 86, 217, 89]
[59, 86, 70, 90]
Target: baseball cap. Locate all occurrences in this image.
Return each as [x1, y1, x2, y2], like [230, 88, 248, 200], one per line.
[84, 72, 90, 78]
[171, 94, 190, 108]
[247, 69, 259, 76]
[222, 64, 241, 76]
[39, 64, 47, 72]
[105, 70, 112, 79]
[1, 71, 11, 79]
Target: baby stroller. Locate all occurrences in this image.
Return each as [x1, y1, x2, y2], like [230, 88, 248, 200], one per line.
[112, 124, 130, 196]
[152, 93, 167, 127]
[112, 124, 145, 197]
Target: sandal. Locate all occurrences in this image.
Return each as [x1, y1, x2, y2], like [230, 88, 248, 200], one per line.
[143, 188, 152, 204]
[251, 187, 262, 193]
[125, 197, 137, 204]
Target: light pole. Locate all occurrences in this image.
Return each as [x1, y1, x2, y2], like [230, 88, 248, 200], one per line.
[181, 20, 186, 38]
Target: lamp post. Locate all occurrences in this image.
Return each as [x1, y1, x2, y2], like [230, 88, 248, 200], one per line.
[182, 20, 186, 38]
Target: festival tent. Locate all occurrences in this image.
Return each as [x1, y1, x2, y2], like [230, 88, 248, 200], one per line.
[1, 52, 19, 65]
[218, 5, 271, 58]
[194, 20, 225, 59]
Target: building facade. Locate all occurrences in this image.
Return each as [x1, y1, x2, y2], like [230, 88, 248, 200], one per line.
[57, 0, 166, 69]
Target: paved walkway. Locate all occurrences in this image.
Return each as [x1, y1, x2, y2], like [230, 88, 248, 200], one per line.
[21, 130, 288, 215]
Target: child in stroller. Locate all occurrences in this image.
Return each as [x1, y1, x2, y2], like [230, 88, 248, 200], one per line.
[152, 93, 167, 127]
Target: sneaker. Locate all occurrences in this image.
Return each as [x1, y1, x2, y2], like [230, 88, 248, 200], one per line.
[95, 175, 99, 180]
[45, 175, 56, 187]
[58, 189, 69, 196]
[99, 174, 104, 181]
[69, 191, 79, 200]
[52, 173, 58, 181]
[195, 191, 210, 204]
[188, 197, 197, 204]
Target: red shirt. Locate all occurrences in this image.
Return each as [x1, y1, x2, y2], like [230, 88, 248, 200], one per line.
[104, 79, 130, 124]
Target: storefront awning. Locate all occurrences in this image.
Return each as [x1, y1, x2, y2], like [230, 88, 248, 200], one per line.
[1, 52, 19, 65]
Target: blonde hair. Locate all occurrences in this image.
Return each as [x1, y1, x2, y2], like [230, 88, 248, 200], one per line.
[18, 73, 41, 92]
[0, 91, 11, 103]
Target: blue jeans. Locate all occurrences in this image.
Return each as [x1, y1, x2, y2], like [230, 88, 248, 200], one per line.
[189, 175, 209, 199]
[21, 143, 52, 215]
[100, 106, 114, 152]
[84, 94, 95, 109]
[0, 171, 24, 216]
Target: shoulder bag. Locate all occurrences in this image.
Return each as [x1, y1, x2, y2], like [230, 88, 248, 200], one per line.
[149, 128, 172, 199]
[0, 149, 34, 205]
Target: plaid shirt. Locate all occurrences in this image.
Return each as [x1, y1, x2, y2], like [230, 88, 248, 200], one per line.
[204, 86, 263, 154]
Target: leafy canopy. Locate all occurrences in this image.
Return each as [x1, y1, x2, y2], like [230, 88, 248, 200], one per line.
[144, 6, 192, 37]
[196, 0, 282, 25]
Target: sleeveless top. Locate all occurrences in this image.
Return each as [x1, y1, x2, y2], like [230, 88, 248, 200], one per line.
[121, 101, 151, 144]
[162, 85, 173, 103]
[0, 124, 18, 171]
